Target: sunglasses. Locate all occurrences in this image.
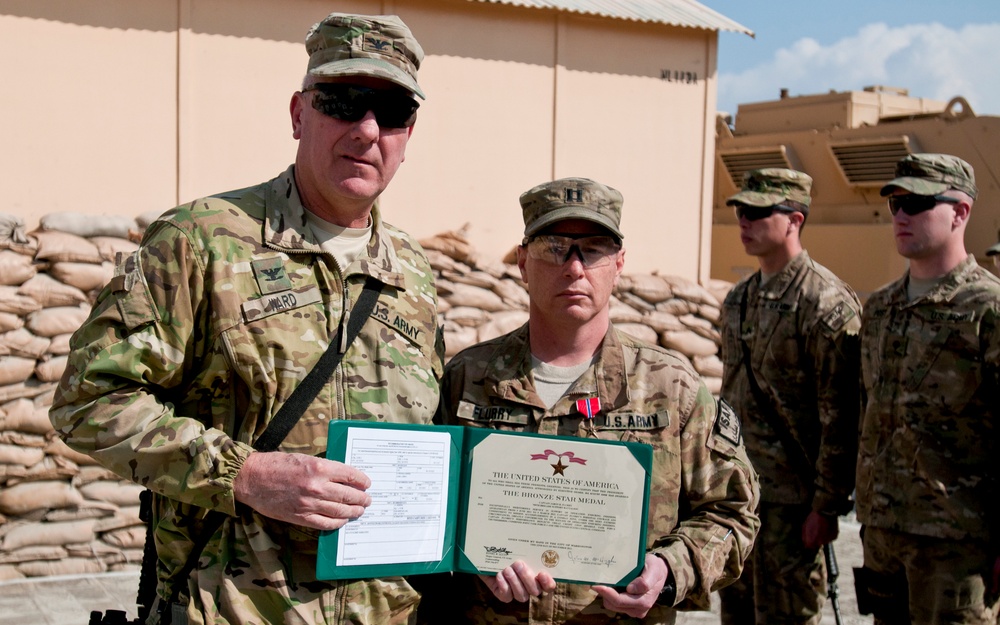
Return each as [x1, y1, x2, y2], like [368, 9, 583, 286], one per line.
[887, 194, 960, 217]
[304, 83, 419, 129]
[734, 204, 796, 221]
[523, 234, 622, 268]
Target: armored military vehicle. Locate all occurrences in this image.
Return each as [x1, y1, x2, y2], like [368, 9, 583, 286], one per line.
[711, 85, 1000, 297]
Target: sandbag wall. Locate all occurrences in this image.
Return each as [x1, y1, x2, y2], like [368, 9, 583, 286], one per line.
[0, 218, 732, 581]
[0, 213, 149, 580]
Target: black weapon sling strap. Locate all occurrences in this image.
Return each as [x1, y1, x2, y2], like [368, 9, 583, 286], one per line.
[738, 282, 815, 481]
[159, 276, 382, 624]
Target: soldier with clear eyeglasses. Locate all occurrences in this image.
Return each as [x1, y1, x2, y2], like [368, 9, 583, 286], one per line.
[419, 177, 760, 625]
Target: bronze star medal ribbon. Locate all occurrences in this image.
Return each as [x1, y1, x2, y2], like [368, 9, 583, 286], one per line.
[576, 396, 601, 437]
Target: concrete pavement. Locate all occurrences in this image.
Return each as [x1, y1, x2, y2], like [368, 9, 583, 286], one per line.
[0, 570, 139, 625]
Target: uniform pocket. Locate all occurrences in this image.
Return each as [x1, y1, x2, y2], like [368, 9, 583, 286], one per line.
[110, 251, 159, 331]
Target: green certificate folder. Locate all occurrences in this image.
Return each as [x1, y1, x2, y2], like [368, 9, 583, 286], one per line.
[318, 420, 652, 586]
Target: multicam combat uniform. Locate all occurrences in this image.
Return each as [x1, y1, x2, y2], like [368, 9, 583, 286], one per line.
[857, 255, 999, 623]
[49, 166, 444, 625]
[429, 324, 760, 625]
[719, 251, 861, 625]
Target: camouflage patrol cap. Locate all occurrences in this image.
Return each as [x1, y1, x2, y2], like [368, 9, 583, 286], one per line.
[726, 168, 812, 212]
[880, 153, 977, 199]
[520, 178, 624, 240]
[305, 13, 425, 99]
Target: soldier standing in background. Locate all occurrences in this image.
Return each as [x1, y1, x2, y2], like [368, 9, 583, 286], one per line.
[985, 237, 1000, 278]
[422, 177, 759, 624]
[855, 153, 999, 624]
[719, 168, 862, 625]
[49, 12, 443, 625]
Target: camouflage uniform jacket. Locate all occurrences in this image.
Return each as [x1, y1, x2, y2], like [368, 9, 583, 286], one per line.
[49, 166, 444, 625]
[857, 255, 999, 543]
[721, 251, 861, 513]
[434, 323, 760, 624]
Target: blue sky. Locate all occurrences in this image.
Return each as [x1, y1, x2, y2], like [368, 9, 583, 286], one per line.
[702, 1, 1000, 118]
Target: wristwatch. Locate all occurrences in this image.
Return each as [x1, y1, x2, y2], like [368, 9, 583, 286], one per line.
[656, 568, 677, 606]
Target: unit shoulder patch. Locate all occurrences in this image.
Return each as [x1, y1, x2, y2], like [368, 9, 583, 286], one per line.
[713, 399, 741, 446]
[821, 300, 856, 333]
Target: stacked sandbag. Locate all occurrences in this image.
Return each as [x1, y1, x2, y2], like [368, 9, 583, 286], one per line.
[0, 216, 733, 581]
[0, 212, 142, 580]
[420, 228, 732, 394]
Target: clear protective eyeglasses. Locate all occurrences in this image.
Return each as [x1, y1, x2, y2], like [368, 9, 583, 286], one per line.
[522, 234, 622, 268]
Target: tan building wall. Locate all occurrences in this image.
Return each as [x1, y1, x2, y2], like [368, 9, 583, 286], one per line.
[0, 0, 729, 282]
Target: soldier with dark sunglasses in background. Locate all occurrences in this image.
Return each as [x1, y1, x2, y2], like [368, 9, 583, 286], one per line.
[50, 12, 444, 625]
[855, 153, 1000, 624]
[719, 168, 862, 625]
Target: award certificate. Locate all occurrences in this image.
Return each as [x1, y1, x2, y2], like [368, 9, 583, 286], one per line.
[318, 421, 651, 586]
[460, 429, 650, 584]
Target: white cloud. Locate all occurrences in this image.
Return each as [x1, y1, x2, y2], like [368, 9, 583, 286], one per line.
[719, 22, 1000, 118]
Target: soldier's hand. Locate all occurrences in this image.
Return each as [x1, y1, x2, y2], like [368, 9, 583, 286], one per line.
[591, 554, 668, 618]
[479, 561, 556, 603]
[802, 511, 839, 550]
[233, 452, 371, 530]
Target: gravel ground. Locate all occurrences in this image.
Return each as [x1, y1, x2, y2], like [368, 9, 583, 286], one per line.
[678, 515, 872, 625]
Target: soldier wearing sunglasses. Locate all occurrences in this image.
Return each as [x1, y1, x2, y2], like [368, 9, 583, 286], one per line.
[855, 153, 1000, 624]
[50, 12, 443, 625]
[421, 178, 760, 624]
[719, 168, 862, 625]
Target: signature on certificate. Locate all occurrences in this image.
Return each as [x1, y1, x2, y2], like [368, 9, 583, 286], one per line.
[567, 550, 617, 568]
